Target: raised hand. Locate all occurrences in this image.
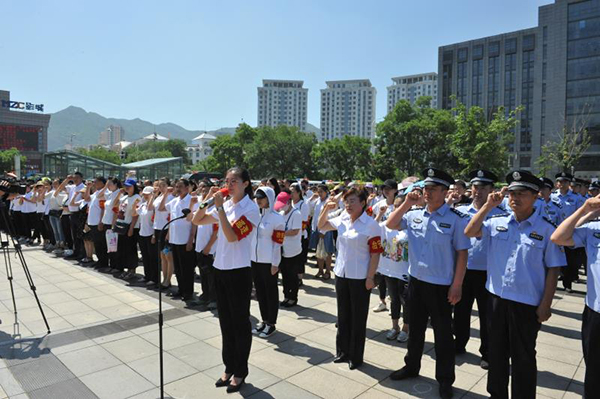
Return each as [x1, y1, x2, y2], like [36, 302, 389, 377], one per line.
[405, 190, 421, 207]
[486, 187, 507, 208]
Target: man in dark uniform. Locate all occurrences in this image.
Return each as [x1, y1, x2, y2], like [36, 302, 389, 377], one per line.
[386, 168, 471, 399]
[465, 170, 565, 399]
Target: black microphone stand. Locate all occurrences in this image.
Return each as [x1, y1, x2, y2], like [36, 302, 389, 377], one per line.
[157, 208, 190, 399]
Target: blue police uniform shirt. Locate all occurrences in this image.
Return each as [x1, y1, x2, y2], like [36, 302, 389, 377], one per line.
[536, 198, 563, 226]
[401, 203, 471, 285]
[572, 220, 600, 313]
[457, 204, 506, 271]
[482, 210, 566, 306]
[551, 190, 582, 219]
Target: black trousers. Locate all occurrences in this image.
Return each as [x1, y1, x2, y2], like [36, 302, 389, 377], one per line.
[563, 247, 583, 289]
[453, 269, 489, 360]
[42, 215, 55, 244]
[377, 273, 387, 301]
[139, 235, 158, 283]
[171, 243, 196, 299]
[487, 294, 540, 399]
[335, 276, 371, 364]
[89, 225, 108, 268]
[33, 213, 44, 240]
[214, 267, 252, 378]
[300, 232, 310, 274]
[116, 229, 139, 271]
[69, 212, 84, 257]
[251, 261, 279, 325]
[61, 214, 73, 249]
[197, 252, 216, 302]
[281, 253, 301, 301]
[582, 306, 600, 398]
[404, 277, 455, 387]
[385, 275, 409, 322]
[22, 212, 34, 239]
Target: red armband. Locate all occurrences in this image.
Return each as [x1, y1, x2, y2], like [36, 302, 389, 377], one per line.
[272, 229, 285, 244]
[301, 220, 308, 230]
[232, 215, 253, 240]
[366, 206, 373, 217]
[112, 206, 119, 213]
[368, 236, 383, 254]
[212, 223, 219, 232]
[99, 200, 106, 210]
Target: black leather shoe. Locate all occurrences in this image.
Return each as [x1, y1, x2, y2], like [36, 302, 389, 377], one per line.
[333, 354, 348, 364]
[215, 375, 231, 387]
[226, 377, 245, 393]
[480, 359, 489, 370]
[348, 360, 362, 370]
[389, 366, 419, 380]
[439, 384, 453, 399]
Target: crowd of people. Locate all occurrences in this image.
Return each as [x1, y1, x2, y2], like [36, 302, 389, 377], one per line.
[0, 166, 598, 398]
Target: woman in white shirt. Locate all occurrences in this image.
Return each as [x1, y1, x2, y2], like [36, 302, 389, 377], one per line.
[192, 167, 260, 393]
[113, 179, 141, 279]
[308, 184, 335, 279]
[250, 186, 285, 338]
[194, 180, 219, 309]
[97, 177, 122, 272]
[318, 186, 383, 370]
[277, 190, 303, 308]
[20, 184, 36, 244]
[150, 178, 175, 288]
[49, 180, 68, 252]
[134, 186, 159, 286]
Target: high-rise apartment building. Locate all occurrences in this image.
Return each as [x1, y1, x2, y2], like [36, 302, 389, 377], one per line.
[438, 0, 600, 176]
[320, 79, 376, 141]
[98, 125, 125, 147]
[387, 73, 438, 113]
[257, 80, 307, 131]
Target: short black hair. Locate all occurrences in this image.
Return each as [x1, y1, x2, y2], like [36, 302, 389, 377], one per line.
[74, 171, 83, 178]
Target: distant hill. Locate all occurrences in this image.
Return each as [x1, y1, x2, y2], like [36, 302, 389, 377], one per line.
[47, 106, 236, 150]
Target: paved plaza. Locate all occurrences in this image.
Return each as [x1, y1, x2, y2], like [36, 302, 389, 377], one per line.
[0, 245, 588, 398]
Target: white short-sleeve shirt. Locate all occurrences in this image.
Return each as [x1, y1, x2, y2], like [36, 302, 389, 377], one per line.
[330, 211, 382, 279]
[166, 194, 193, 245]
[281, 208, 303, 258]
[87, 192, 104, 226]
[208, 195, 260, 270]
[153, 194, 175, 230]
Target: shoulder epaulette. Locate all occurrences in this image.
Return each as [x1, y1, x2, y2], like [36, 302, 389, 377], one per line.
[551, 199, 563, 208]
[542, 216, 557, 228]
[581, 218, 600, 225]
[406, 207, 424, 213]
[450, 208, 468, 218]
[489, 213, 509, 219]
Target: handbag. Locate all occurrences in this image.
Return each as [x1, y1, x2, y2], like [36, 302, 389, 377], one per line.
[49, 209, 62, 218]
[113, 219, 130, 235]
[106, 229, 118, 252]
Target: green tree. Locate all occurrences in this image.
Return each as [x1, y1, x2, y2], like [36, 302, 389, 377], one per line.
[449, 101, 520, 177]
[372, 97, 458, 179]
[537, 112, 592, 175]
[245, 125, 317, 179]
[123, 139, 190, 164]
[311, 135, 372, 180]
[77, 146, 122, 164]
[200, 131, 246, 174]
[0, 148, 26, 174]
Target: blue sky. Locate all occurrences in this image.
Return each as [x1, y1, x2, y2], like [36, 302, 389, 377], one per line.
[1, 0, 551, 131]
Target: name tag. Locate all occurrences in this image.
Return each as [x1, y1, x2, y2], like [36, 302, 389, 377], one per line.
[440, 223, 451, 229]
[593, 232, 600, 239]
[529, 232, 544, 241]
[496, 226, 508, 232]
[413, 218, 422, 224]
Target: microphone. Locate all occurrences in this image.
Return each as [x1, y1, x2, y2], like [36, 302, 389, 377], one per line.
[181, 208, 191, 216]
[199, 188, 229, 209]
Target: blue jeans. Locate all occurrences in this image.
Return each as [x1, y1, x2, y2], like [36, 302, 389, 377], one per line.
[49, 215, 65, 243]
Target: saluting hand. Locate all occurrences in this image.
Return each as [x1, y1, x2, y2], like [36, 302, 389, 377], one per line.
[583, 194, 600, 212]
[446, 191, 461, 205]
[404, 191, 421, 207]
[379, 205, 388, 214]
[325, 199, 338, 211]
[485, 187, 507, 208]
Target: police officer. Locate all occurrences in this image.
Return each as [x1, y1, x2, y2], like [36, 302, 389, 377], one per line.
[537, 177, 563, 226]
[551, 193, 600, 398]
[465, 170, 566, 399]
[454, 170, 504, 370]
[589, 181, 600, 198]
[552, 172, 584, 292]
[386, 168, 471, 399]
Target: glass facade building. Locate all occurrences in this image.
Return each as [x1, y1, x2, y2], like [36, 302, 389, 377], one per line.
[438, 0, 600, 177]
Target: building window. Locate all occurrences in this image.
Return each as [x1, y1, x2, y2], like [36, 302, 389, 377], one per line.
[472, 59, 483, 107]
[458, 47, 468, 62]
[489, 41, 500, 57]
[505, 38, 517, 54]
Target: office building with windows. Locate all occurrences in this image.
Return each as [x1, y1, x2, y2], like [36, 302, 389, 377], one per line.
[438, 0, 600, 176]
[257, 80, 308, 131]
[320, 79, 376, 141]
[387, 73, 438, 113]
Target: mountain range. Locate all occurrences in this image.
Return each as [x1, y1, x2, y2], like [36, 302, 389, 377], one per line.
[47, 106, 321, 150]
